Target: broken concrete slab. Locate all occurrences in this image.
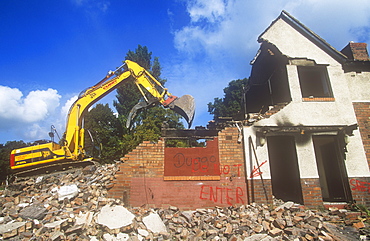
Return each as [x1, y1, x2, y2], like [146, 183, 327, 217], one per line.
[19, 204, 47, 220]
[142, 211, 167, 234]
[0, 221, 26, 234]
[138, 228, 149, 237]
[275, 201, 295, 211]
[75, 211, 94, 227]
[96, 205, 135, 229]
[44, 218, 68, 229]
[56, 184, 79, 201]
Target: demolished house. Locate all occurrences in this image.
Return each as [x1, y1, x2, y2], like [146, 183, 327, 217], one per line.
[108, 11, 370, 209]
[243, 11, 370, 207]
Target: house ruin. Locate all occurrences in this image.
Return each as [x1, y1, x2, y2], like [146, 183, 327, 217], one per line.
[109, 11, 370, 209]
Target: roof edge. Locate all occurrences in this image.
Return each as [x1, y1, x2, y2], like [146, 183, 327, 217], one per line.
[258, 11, 347, 64]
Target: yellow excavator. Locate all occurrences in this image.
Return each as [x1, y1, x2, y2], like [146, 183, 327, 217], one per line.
[10, 60, 195, 175]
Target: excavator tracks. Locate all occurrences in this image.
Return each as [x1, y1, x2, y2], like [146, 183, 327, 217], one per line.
[11, 159, 98, 178]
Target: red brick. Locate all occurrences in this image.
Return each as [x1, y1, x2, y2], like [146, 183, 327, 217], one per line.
[107, 127, 248, 208]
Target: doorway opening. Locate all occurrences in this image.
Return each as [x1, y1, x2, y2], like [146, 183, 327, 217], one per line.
[312, 135, 352, 202]
[267, 136, 303, 204]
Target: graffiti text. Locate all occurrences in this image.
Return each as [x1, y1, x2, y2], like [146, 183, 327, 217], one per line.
[350, 179, 370, 193]
[199, 185, 244, 206]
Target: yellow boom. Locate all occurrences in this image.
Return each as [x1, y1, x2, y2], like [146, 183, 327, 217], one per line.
[10, 60, 195, 173]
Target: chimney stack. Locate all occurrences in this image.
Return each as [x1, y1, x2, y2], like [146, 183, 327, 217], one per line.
[341, 42, 369, 61]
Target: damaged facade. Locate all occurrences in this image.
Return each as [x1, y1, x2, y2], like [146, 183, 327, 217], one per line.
[108, 127, 247, 209]
[109, 11, 370, 209]
[244, 11, 370, 207]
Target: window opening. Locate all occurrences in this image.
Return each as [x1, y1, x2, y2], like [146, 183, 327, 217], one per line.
[297, 66, 333, 98]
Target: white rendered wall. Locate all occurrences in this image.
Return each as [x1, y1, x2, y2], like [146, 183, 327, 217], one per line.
[345, 71, 370, 101]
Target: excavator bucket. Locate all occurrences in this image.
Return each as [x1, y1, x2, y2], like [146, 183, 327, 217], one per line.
[126, 94, 195, 129]
[169, 95, 195, 128]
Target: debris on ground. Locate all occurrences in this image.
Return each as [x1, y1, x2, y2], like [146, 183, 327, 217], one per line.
[0, 164, 369, 240]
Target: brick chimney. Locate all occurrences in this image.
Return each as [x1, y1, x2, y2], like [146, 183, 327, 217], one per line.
[341, 42, 370, 61]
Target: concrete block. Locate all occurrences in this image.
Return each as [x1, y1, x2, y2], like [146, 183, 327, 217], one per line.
[142, 211, 167, 234]
[97, 205, 135, 229]
[57, 184, 79, 201]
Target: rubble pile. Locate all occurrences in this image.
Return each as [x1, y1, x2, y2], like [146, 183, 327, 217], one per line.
[0, 164, 367, 240]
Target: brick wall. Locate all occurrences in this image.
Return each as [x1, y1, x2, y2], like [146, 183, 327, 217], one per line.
[349, 177, 370, 207]
[108, 127, 248, 209]
[342, 42, 369, 61]
[298, 177, 370, 208]
[353, 102, 370, 167]
[247, 179, 273, 205]
[107, 140, 165, 204]
[107, 124, 370, 209]
[350, 43, 369, 61]
[301, 178, 323, 208]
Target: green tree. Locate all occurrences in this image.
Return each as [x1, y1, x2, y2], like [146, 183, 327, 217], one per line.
[208, 78, 248, 120]
[84, 103, 122, 163]
[114, 45, 184, 155]
[114, 45, 165, 118]
[0, 141, 27, 179]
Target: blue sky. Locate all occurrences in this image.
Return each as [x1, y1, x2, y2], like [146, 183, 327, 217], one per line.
[1, 0, 370, 143]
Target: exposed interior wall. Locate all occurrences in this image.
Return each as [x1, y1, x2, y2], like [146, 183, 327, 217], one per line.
[108, 127, 248, 209]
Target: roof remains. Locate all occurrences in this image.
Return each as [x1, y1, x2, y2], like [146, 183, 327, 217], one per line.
[259, 10, 347, 64]
[255, 10, 370, 73]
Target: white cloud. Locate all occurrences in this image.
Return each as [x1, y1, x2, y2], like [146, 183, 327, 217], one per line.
[57, 95, 79, 133]
[0, 86, 23, 121]
[174, 1, 266, 58]
[0, 86, 61, 126]
[0, 86, 62, 142]
[61, 95, 78, 120]
[187, 0, 227, 23]
[24, 89, 61, 122]
[0, 86, 111, 143]
[22, 123, 44, 141]
[287, 0, 370, 48]
[174, 0, 370, 58]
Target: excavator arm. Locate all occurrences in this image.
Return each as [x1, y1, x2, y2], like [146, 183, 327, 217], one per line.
[64, 60, 195, 159]
[10, 60, 195, 174]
